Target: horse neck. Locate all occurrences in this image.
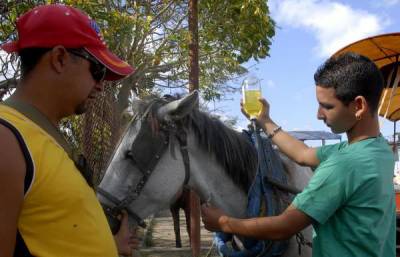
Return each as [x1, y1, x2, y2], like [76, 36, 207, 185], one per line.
[187, 134, 248, 218]
[278, 152, 313, 191]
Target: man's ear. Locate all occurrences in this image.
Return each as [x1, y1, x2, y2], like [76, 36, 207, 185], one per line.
[354, 95, 368, 117]
[49, 46, 70, 74]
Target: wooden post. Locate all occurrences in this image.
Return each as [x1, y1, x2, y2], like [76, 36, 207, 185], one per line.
[188, 0, 200, 256]
[189, 190, 200, 257]
[189, 0, 199, 93]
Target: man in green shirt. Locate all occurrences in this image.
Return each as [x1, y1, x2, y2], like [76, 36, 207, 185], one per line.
[201, 52, 395, 257]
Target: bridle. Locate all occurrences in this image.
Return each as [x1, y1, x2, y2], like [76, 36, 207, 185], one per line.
[97, 104, 191, 233]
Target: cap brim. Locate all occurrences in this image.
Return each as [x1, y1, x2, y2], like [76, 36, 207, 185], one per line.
[85, 47, 134, 81]
[0, 41, 19, 53]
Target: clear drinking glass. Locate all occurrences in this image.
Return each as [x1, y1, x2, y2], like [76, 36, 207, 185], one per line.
[242, 74, 262, 119]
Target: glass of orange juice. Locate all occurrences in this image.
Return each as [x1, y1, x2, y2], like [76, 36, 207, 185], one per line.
[242, 74, 262, 119]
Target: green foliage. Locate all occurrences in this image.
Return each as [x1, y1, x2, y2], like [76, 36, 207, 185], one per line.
[0, 0, 274, 179]
[1, 0, 275, 103]
[0, 1, 45, 43]
[200, 0, 275, 63]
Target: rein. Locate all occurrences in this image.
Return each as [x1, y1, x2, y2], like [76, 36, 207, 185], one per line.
[97, 106, 191, 232]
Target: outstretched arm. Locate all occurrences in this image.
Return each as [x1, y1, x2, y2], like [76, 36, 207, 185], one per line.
[201, 204, 312, 240]
[241, 98, 320, 168]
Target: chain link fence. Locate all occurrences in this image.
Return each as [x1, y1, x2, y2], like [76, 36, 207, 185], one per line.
[62, 82, 124, 187]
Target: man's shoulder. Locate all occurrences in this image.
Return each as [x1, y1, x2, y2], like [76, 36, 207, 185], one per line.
[0, 121, 20, 144]
[0, 106, 58, 144]
[0, 121, 26, 179]
[345, 137, 394, 165]
[0, 118, 24, 148]
[316, 141, 347, 163]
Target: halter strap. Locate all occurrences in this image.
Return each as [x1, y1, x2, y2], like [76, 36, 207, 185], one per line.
[176, 128, 191, 186]
[98, 111, 192, 231]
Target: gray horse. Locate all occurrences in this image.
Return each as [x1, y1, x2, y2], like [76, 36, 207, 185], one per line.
[97, 91, 313, 257]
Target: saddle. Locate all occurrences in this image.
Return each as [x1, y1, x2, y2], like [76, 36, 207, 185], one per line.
[214, 129, 292, 257]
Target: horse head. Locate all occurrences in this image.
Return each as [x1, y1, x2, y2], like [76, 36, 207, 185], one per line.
[97, 91, 256, 230]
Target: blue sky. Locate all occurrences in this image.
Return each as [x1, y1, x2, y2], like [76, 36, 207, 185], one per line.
[211, 0, 400, 143]
[1, 1, 399, 144]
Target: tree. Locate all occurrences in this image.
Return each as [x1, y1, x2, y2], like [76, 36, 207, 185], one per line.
[0, 0, 275, 183]
[1, 0, 275, 109]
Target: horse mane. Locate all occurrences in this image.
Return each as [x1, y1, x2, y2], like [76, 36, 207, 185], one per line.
[132, 95, 258, 193]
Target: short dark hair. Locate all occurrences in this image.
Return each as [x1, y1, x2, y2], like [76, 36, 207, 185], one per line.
[19, 48, 51, 79]
[19, 47, 86, 79]
[314, 52, 384, 114]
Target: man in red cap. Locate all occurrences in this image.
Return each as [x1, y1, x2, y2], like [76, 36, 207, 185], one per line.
[0, 4, 138, 257]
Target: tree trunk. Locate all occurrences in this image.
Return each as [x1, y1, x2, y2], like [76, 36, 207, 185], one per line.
[188, 0, 199, 93]
[188, 1, 201, 257]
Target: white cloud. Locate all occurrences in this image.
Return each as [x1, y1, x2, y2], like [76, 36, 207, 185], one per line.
[381, 0, 400, 6]
[370, 0, 400, 10]
[269, 0, 390, 57]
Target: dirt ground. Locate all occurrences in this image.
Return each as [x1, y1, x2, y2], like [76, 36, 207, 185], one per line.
[136, 209, 220, 257]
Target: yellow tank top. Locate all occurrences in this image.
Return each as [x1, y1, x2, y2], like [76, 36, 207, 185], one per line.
[0, 105, 118, 257]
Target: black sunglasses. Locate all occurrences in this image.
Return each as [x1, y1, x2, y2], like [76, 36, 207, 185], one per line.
[68, 49, 107, 82]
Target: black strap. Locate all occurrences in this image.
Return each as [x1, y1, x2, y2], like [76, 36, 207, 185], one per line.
[0, 119, 34, 256]
[3, 99, 74, 157]
[14, 231, 32, 257]
[176, 130, 190, 186]
[0, 118, 34, 194]
[2, 99, 93, 186]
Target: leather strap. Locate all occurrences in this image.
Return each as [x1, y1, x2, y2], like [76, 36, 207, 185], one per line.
[2, 98, 93, 186]
[176, 129, 190, 186]
[3, 98, 74, 158]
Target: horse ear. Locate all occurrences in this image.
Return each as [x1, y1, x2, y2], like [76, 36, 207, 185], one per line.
[157, 90, 199, 121]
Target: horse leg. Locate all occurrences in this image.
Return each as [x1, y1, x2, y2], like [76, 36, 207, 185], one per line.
[170, 198, 182, 248]
[170, 203, 182, 248]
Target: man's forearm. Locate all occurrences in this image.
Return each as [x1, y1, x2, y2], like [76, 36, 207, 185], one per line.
[218, 205, 312, 241]
[261, 120, 315, 166]
[219, 215, 291, 240]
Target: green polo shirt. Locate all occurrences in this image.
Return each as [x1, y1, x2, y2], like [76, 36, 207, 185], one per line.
[293, 136, 395, 257]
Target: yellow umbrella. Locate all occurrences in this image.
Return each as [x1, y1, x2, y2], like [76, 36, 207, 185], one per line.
[332, 32, 400, 122]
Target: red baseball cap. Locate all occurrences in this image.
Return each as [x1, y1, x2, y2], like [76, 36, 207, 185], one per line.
[0, 4, 134, 81]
